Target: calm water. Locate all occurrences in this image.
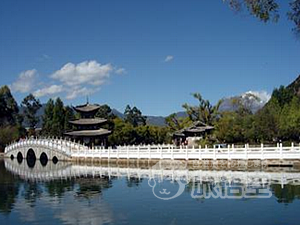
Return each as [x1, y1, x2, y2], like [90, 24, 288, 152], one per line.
[1, 158, 300, 225]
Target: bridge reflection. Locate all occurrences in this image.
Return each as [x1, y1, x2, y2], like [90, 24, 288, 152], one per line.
[4, 158, 300, 188]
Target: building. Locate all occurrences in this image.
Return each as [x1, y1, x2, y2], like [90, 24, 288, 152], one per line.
[173, 121, 214, 147]
[65, 103, 111, 147]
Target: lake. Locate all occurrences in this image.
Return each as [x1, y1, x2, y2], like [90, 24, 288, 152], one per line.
[1, 158, 300, 225]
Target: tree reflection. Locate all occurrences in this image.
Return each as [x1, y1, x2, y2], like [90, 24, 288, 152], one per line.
[45, 179, 75, 198]
[0, 160, 20, 214]
[21, 182, 43, 207]
[126, 177, 143, 188]
[272, 184, 300, 203]
[75, 176, 113, 199]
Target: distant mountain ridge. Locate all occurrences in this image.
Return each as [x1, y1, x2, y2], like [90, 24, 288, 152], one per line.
[219, 91, 271, 113]
[19, 90, 274, 128]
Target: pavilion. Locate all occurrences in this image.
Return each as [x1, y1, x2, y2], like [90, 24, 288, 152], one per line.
[64, 102, 111, 147]
[173, 121, 214, 146]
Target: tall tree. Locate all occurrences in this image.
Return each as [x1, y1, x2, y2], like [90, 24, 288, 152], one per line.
[165, 113, 191, 132]
[124, 105, 147, 127]
[42, 99, 54, 136]
[182, 93, 222, 125]
[52, 98, 65, 136]
[95, 104, 115, 119]
[64, 106, 75, 132]
[0, 85, 19, 126]
[21, 94, 42, 133]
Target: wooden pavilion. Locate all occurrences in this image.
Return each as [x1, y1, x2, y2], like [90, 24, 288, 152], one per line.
[64, 102, 111, 147]
[173, 121, 214, 146]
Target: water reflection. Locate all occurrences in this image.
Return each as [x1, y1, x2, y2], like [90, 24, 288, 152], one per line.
[1, 159, 300, 224]
[0, 159, 114, 225]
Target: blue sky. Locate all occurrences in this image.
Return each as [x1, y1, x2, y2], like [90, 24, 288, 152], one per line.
[0, 0, 299, 116]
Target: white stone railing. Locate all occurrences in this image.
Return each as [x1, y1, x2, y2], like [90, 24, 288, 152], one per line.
[4, 138, 300, 160]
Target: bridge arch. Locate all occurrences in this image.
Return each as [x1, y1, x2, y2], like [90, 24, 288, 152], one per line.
[17, 152, 23, 164]
[26, 149, 36, 161]
[40, 152, 48, 166]
[52, 156, 58, 164]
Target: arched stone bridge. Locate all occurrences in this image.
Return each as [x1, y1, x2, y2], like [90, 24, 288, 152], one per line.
[5, 137, 300, 161]
[4, 138, 88, 161]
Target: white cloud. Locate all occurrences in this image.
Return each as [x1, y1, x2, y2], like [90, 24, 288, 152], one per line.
[51, 60, 113, 86]
[33, 85, 63, 97]
[164, 55, 174, 62]
[66, 86, 100, 100]
[243, 90, 271, 104]
[10, 69, 38, 93]
[10, 60, 124, 100]
[115, 68, 126, 74]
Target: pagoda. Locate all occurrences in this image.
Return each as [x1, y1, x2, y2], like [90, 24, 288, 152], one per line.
[65, 102, 111, 147]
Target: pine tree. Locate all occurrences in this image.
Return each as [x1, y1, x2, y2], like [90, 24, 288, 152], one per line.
[0, 85, 19, 126]
[52, 98, 65, 136]
[42, 99, 54, 136]
[21, 94, 42, 134]
[64, 106, 75, 132]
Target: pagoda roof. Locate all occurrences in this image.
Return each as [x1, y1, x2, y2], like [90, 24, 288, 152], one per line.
[74, 103, 100, 113]
[65, 128, 111, 137]
[69, 118, 107, 126]
[173, 121, 214, 137]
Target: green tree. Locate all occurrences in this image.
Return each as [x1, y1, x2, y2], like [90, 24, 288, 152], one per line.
[0, 126, 20, 151]
[95, 104, 115, 119]
[64, 106, 75, 132]
[279, 96, 300, 141]
[182, 93, 222, 125]
[225, 0, 300, 35]
[108, 118, 137, 145]
[272, 85, 293, 108]
[252, 98, 281, 142]
[0, 85, 19, 126]
[124, 105, 147, 127]
[52, 98, 65, 136]
[42, 99, 54, 135]
[21, 94, 42, 134]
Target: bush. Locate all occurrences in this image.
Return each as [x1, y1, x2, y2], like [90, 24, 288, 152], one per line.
[0, 126, 20, 152]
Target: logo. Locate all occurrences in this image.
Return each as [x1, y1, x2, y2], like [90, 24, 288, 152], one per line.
[148, 160, 273, 200]
[148, 160, 190, 200]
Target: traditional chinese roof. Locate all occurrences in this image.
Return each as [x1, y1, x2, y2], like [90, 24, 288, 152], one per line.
[65, 128, 111, 137]
[74, 103, 101, 113]
[173, 121, 214, 137]
[69, 118, 107, 126]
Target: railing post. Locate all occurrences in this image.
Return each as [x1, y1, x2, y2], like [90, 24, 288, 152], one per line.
[280, 143, 283, 160]
[127, 146, 129, 159]
[199, 145, 202, 160]
[148, 145, 151, 159]
[138, 146, 140, 159]
[214, 147, 216, 161]
[108, 148, 110, 160]
[245, 144, 248, 160]
[186, 147, 188, 160]
[261, 143, 264, 160]
[171, 146, 174, 160]
[160, 146, 163, 159]
[228, 144, 230, 160]
[99, 146, 102, 159]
